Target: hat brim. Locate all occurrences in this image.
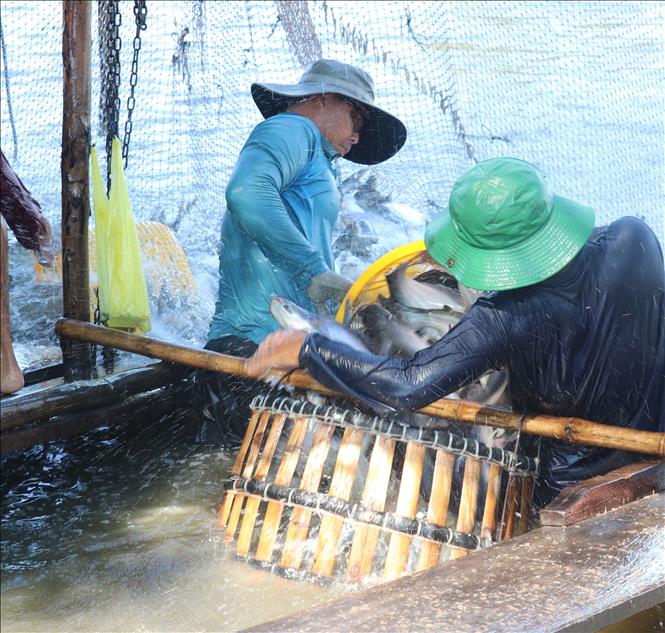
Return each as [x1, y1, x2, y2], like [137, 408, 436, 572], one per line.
[424, 194, 596, 290]
[251, 82, 407, 165]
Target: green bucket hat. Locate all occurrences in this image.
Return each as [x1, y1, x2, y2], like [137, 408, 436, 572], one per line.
[424, 157, 595, 291]
[251, 59, 407, 166]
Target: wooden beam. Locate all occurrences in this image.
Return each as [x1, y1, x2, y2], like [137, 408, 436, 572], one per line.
[1, 362, 189, 431]
[540, 460, 665, 527]
[1, 381, 192, 455]
[61, 0, 93, 381]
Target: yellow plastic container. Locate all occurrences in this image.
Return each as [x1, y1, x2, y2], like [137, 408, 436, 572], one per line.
[336, 239, 431, 323]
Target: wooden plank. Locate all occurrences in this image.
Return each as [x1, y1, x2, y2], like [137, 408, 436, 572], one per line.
[218, 409, 261, 528]
[224, 409, 271, 542]
[311, 427, 365, 577]
[237, 413, 287, 556]
[479, 463, 502, 542]
[0, 385, 189, 456]
[383, 441, 425, 581]
[1, 362, 187, 431]
[416, 449, 455, 571]
[346, 434, 396, 583]
[449, 457, 481, 560]
[279, 422, 335, 570]
[254, 417, 309, 563]
[247, 494, 665, 633]
[540, 460, 665, 527]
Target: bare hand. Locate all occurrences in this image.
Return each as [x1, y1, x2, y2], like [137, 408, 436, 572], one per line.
[244, 329, 307, 379]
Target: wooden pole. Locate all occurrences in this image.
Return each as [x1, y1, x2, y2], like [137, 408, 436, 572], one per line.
[61, 2, 93, 381]
[280, 422, 336, 570]
[311, 427, 365, 577]
[55, 319, 665, 457]
[416, 450, 455, 571]
[383, 441, 425, 580]
[449, 457, 481, 560]
[346, 434, 396, 582]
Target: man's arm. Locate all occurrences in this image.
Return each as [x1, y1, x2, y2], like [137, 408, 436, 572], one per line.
[299, 304, 507, 412]
[225, 117, 330, 286]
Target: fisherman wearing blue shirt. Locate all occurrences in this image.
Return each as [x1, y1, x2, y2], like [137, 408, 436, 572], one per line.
[197, 59, 406, 445]
[247, 157, 664, 505]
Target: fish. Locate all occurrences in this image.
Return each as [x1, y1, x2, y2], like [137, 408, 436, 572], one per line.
[350, 303, 429, 357]
[378, 296, 460, 342]
[269, 296, 371, 353]
[387, 263, 467, 314]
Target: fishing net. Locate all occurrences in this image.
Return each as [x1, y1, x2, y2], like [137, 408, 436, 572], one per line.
[1, 0, 663, 348]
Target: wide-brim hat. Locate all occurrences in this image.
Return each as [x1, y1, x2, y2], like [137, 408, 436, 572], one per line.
[424, 157, 595, 291]
[251, 59, 407, 165]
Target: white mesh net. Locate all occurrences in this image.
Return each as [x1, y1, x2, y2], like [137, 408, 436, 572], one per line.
[1, 0, 663, 349]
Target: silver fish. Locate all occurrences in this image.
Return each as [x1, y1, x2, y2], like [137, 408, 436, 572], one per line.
[269, 296, 371, 353]
[378, 296, 460, 341]
[351, 303, 429, 357]
[387, 263, 467, 313]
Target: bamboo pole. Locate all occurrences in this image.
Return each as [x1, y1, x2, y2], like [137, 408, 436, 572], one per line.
[450, 457, 481, 560]
[480, 463, 503, 542]
[237, 413, 287, 556]
[383, 441, 425, 581]
[346, 434, 396, 583]
[55, 319, 665, 457]
[218, 409, 261, 528]
[254, 417, 309, 563]
[311, 427, 365, 577]
[224, 409, 271, 542]
[280, 422, 336, 570]
[416, 450, 456, 571]
[61, 3, 93, 381]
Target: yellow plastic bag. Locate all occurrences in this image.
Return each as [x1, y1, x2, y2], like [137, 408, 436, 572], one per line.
[90, 138, 151, 333]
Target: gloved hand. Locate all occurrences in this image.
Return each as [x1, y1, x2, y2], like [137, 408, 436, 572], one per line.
[307, 270, 352, 314]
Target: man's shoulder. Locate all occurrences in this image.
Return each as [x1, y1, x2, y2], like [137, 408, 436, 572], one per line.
[605, 216, 660, 249]
[252, 113, 320, 143]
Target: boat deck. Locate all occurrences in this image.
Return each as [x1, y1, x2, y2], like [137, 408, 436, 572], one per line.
[248, 491, 665, 633]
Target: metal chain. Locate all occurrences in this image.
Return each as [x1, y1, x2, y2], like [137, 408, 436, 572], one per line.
[100, 0, 122, 192]
[121, 0, 147, 169]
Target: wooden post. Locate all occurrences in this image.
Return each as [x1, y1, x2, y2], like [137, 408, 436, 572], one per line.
[61, 1, 94, 381]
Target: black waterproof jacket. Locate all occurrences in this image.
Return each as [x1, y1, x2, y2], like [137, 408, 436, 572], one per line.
[300, 217, 665, 499]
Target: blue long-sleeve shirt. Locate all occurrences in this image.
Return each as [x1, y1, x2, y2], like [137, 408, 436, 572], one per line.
[300, 217, 665, 492]
[208, 113, 340, 343]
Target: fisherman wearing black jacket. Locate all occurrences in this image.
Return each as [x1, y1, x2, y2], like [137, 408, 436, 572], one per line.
[246, 157, 665, 505]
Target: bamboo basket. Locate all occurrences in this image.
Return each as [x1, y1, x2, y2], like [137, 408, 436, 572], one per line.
[218, 391, 538, 586]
